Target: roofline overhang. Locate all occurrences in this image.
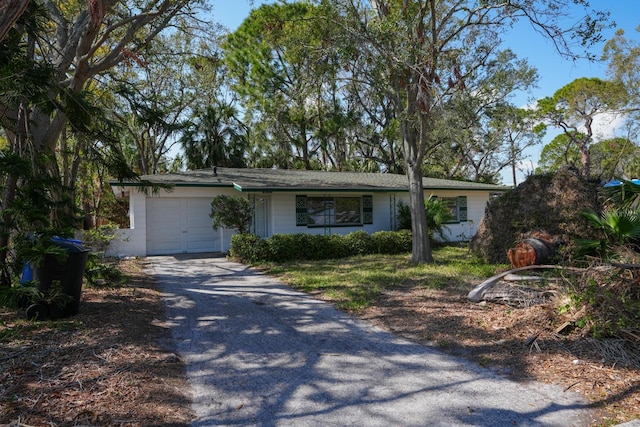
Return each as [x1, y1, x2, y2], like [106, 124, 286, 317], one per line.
[111, 180, 508, 193]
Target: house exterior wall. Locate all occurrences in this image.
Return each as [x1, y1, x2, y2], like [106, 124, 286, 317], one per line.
[268, 192, 396, 236]
[106, 187, 238, 257]
[106, 186, 497, 257]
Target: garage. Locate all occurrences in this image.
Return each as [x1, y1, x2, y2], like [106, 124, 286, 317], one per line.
[146, 198, 220, 255]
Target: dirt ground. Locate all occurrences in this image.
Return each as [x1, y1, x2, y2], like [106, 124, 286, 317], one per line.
[1, 258, 639, 426]
[0, 259, 194, 427]
[359, 285, 640, 426]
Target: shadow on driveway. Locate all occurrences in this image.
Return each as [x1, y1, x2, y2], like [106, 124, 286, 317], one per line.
[148, 253, 594, 427]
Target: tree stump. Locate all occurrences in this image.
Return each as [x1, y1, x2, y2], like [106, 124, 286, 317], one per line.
[507, 238, 553, 268]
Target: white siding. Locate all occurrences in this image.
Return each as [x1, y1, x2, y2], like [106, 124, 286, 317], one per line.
[425, 190, 489, 241]
[106, 187, 238, 256]
[106, 186, 496, 257]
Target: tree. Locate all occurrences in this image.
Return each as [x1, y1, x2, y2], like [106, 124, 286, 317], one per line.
[0, 0, 29, 42]
[537, 77, 628, 178]
[483, 104, 546, 186]
[181, 104, 247, 169]
[210, 195, 253, 234]
[537, 133, 582, 173]
[0, 0, 210, 270]
[224, 2, 342, 170]
[590, 137, 640, 180]
[603, 28, 640, 108]
[330, 0, 609, 263]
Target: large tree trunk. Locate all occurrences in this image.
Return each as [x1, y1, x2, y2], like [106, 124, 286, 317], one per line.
[0, 0, 29, 42]
[399, 78, 434, 263]
[406, 162, 433, 263]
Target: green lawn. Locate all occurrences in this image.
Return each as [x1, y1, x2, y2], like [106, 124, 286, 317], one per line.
[257, 245, 507, 311]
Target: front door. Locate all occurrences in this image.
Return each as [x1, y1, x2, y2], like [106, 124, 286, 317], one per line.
[253, 196, 270, 238]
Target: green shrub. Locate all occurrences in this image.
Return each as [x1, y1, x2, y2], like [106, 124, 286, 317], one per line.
[343, 230, 373, 255]
[210, 195, 253, 234]
[371, 230, 412, 254]
[229, 234, 267, 263]
[397, 197, 453, 241]
[230, 230, 412, 263]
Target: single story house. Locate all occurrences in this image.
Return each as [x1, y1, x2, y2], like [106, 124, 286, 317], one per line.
[107, 167, 508, 257]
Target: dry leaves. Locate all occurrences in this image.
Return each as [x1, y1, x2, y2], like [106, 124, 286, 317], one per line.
[359, 285, 640, 425]
[0, 259, 193, 427]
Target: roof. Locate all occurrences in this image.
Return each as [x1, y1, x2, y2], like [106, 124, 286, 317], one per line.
[113, 167, 509, 193]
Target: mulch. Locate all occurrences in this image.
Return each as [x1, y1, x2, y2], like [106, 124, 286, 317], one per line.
[0, 259, 193, 427]
[359, 285, 640, 426]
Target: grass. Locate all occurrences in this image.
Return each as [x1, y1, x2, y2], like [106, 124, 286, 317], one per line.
[258, 244, 507, 311]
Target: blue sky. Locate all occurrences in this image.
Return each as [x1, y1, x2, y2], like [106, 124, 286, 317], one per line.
[211, 0, 640, 184]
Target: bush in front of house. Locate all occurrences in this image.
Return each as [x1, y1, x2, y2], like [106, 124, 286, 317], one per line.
[230, 230, 412, 263]
[371, 230, 412, 254]
[229, 233, 268, 263]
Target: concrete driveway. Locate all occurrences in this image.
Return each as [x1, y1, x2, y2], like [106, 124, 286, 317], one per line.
[148, 253, 594, 427]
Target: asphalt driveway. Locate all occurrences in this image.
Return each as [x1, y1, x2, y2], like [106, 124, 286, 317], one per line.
[148, 253, 594, 427]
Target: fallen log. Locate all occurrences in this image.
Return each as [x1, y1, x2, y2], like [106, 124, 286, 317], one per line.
[467, 265, 586, 303]
[507, 238, 554, 268]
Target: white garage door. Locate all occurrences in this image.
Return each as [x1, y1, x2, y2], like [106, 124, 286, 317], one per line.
[146, 198, 220, 255]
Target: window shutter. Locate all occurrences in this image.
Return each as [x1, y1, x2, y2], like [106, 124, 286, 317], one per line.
[296, 195, 307, 226]
[458, 196, 467, 222]
[363, 195, 373, 224]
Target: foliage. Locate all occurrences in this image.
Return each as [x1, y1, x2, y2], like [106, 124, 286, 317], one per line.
[210, 195, 253, 234]
[423, 196, 454, 241]
[470, 169, 603, 264]
[181, 104, 247, 169]
[422, 62, 541, 184]
[370, 230, 412, 255]
[229, 233, 267, 263]
[590, 138, 640, 181]
[563, 269, 640, 340]
[230, 230, 412, 263]
[80, 224, 118, 254]
[537, 77, 628, 177]
[605, 179, 640, 209]
[581, 208, 640, 245]
[223, 2, 340, 170]
[0, 149, 80, 288]
[537, 133, 583, 173]
[79, 224, 125, 287]
[397, 197, 453, 242]
[397, 202, 412, 231]
[84, 254, 125, 287]
[603, 28, 640, 144]
[539, 134, 640, 180]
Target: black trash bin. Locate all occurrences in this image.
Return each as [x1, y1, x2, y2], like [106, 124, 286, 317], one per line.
[32, 238, 91, 320]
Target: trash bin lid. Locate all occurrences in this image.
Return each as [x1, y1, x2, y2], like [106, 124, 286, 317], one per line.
[52, 237, 91, 253]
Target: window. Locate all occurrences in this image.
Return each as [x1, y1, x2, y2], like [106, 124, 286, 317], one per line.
[296, 195, 373, 227]
[441, 196, 468, 223]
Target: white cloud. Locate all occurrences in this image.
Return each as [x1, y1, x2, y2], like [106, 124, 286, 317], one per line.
[592, 112, 627, 141]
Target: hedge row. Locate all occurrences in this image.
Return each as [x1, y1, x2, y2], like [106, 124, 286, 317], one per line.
[230, 230, 412, 263]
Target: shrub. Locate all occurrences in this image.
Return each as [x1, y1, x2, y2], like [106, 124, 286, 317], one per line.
[371, 230, 412, 254]
[210, 195, 253, 234]
[230, 230, 412, 263]
[343, 230, 373, 255]
[229, 234, 267, 263]
[397, 196, 453, 241]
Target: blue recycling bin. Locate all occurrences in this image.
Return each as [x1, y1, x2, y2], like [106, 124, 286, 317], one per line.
[20, 262, 33, 283]
[31, 238, 92, 320]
